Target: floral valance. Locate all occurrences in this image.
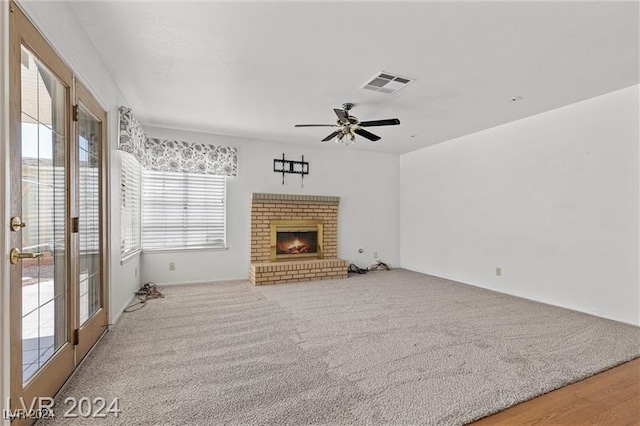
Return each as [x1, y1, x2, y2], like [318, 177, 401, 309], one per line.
[145, 138, 237, 176]
[118, 106, 237, 176]
[118, 106, 148, 167]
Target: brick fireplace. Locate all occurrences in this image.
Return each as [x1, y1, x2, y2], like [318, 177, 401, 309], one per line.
[249, 193, 348, 285]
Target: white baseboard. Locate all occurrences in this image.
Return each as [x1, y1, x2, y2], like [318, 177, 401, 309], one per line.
[110, 293, 137, 328]
[401, 268, 640, 327]
[147, 277, 249, 287]
[471, 281, 639, 326]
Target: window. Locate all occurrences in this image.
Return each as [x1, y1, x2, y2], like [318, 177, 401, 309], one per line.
[120, 151, 141, 259]
[142, 170, 226, 250]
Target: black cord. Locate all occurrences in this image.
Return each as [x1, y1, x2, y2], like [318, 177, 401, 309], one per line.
[124, 282, 164, 313]
[348, 264, 368, 274]
[348, 261, 391, 275]
[368, 261, 390, 271]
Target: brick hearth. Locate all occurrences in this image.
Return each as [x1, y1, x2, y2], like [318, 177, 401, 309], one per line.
[250, 193, 347, 285]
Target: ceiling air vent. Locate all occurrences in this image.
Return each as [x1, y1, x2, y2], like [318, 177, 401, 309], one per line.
[361, 71, 415, 94]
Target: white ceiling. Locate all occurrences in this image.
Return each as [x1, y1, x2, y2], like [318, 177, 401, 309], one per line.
[69, 1, 639, 154]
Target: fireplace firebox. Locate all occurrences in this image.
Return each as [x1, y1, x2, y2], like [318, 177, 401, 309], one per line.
[270, 220, 323, 261]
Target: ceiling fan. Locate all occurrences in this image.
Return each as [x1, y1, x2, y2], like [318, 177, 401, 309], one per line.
[295, 103, 400, 143]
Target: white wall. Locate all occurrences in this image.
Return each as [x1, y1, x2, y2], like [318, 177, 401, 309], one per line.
[16, 1, 140, 323]
[400, 85, 640, 325]
[141, 127, 400, 285]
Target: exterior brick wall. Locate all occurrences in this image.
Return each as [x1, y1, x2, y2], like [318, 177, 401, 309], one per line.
[250, 193, 346, 285]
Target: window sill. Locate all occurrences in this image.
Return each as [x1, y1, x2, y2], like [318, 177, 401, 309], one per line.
[141, 246, 228, 254]
[120, 249, 142, 264]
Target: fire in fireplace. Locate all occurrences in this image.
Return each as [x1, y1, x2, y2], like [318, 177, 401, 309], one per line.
[270, 220, 323, 261]
[276, 231, 318, 255]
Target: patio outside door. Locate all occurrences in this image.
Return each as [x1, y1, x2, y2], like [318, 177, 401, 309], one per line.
[8, 4, 108, 423]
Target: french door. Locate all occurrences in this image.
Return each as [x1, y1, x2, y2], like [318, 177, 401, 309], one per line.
[8, 3, 108, 422]
[74, 82, 108, 362]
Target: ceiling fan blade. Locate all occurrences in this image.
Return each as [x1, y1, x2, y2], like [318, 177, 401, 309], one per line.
[358, 118, 401, 127]
[354, 128, 381, 141]
[321, 131, 341, 142]
[333, 108, 349, 124]
[295, 124, 337, 127]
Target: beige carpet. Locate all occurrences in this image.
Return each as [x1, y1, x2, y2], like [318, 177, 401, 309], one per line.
[44, 269, 640, 425]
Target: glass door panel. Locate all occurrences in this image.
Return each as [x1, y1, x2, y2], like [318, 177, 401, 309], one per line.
[78, 105, 102, 325]
[74, 81, 107, 363]
[19, 46, 68, 384]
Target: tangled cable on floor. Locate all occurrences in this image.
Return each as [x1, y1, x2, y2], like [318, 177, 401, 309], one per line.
[124, 282, 165, 313]
[348, 261, 391, 275]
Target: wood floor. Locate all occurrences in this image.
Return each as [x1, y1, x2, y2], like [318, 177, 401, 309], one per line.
[473, 357, 640, 425]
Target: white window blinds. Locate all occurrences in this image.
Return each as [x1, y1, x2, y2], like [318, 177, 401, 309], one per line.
[120, 151, 141, 258]
[142, 171, 226, 250]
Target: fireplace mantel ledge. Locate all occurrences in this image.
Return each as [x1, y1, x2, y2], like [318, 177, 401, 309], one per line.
[252, 193, 340, 205]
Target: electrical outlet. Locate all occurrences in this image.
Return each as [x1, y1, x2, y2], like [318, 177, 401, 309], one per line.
[373, 251, 378, 259]
[169, 262, 176, 271]
[496, 267, 502, 277]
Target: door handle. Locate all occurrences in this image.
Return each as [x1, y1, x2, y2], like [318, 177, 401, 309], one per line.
[9, 248, 43, 265]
